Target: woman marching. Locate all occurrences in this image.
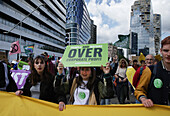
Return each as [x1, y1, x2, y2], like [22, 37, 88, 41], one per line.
[54, 62, 114, 110]
[114, 58, 129, 104]
[15, 55, 66, 111]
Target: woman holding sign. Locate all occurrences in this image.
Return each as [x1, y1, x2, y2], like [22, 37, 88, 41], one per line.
[54, 62, 114, 110]
[15, 55, 66, 111]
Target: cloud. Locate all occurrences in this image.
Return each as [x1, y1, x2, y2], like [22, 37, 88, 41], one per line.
[85, 0, 170, 43]
[152, 0, 170, 39]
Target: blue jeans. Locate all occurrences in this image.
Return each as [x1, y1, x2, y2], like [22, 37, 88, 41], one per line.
[100, 99, 110, 105]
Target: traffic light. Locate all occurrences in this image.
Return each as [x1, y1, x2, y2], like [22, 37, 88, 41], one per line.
[65, 33, 70, 46]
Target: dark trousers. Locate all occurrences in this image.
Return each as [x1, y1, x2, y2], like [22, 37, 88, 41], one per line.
[116, 83, 128, 104]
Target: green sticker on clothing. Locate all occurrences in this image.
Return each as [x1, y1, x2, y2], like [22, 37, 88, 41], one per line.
[78, 92, 86, 100]
[154, 78, 163, 88]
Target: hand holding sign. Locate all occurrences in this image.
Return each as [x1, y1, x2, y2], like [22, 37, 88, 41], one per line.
[101, 63, 110, 74]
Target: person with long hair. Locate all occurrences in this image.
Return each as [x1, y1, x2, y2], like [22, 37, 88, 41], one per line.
[114, 58, 129, 104]
[54, 62, 114, 110]
[15, 55, 66, 111]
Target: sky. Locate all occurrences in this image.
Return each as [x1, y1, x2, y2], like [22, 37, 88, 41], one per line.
[85, 0, 170, 44]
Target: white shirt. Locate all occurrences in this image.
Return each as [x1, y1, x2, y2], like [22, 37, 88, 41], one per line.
[30, 82, 40, 99]
[73, 81, 90, 105]
[115, 67, 127, 78]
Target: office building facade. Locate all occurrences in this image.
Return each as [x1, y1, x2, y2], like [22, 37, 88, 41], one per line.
[65, 0, 92, 45]
[88, 19, 97, 44]
[0, 0, 66, 62]
[108, 43, 117, 58]
[130, 0, 161, 55]
[153, 14, 161, 55]
[130, 32, 138, 55]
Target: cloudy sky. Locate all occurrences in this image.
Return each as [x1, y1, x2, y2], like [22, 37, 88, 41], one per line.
[85, 0, 170, 44]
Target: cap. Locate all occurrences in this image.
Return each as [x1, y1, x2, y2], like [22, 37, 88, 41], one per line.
[41, 52, 48, 56]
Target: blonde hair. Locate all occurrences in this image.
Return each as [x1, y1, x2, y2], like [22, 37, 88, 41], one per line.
[119, 58, 128, 68]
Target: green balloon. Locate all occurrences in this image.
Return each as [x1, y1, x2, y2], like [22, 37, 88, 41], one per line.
[154, 78, 163, 88]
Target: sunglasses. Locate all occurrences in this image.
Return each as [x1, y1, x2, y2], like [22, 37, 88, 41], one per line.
[122, 62, 126, 64]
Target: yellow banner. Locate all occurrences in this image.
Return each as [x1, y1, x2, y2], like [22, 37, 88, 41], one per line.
[126, 66, 136, 89]
[0, 91, 170, 116]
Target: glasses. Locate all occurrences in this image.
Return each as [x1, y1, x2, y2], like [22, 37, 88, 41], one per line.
[122, 62, 125, 64]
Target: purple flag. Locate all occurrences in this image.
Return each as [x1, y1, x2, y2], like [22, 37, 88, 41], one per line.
[10, 70, 31, 89]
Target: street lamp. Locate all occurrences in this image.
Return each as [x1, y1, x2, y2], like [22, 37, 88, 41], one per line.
[3, 4, 44, 59]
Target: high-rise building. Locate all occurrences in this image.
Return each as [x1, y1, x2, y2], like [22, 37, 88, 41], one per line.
[153, 14, 161, 55]
[130, 0, 161, 55]
[130, 32, 138, 54]
[65, 0, 92, 45]
[88, 19, 97, 44]
[0, 0, 66, 62]
[108, 43, 117, 58]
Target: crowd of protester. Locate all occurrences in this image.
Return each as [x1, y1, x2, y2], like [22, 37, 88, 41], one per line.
[0, 36, 169, 111]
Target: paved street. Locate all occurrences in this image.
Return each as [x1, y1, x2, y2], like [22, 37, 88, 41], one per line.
[110, 86, 137, 104]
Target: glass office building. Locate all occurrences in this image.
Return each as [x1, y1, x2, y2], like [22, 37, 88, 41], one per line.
[153, 14, 161, 55]
[0, 0, 66, 61]
[64, 0, 92, 45]
[88, 19, 97, 44]
[130, 0, 160, 55]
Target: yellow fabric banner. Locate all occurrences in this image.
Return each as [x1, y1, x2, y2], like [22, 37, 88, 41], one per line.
[126, 66, 136, 90]
[0, 91, 170, 116]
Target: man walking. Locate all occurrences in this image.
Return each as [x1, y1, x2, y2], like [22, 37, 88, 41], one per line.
[134, 36, 170, 107]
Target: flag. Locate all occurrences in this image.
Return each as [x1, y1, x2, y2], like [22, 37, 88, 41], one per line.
[9, 41, 21, 56]
[23, 44, 34, 55]
[113, 34, 130, 49]
[139, 52, 145, 62]
[155, 54, 162, 61]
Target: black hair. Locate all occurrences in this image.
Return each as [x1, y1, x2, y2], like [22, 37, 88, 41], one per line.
[133, 59, 138, 63]
[140, 60, 145, 64]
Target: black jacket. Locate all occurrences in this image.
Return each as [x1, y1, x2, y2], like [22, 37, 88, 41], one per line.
[148, 61, 170, 105]
[22, 74, 66, 104]
[0, 61, 17, 92]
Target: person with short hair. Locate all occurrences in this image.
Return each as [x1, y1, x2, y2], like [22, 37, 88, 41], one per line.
[145, 54, 154, 66]
[132, 59, 139, 71]
[134, 36, 170, 107]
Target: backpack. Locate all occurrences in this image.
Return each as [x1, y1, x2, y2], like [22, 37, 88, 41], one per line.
[132, 65, 156, 88]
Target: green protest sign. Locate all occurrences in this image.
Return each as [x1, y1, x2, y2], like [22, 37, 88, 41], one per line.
[61, 43, 108, 67]
[18, 61, 29, 70]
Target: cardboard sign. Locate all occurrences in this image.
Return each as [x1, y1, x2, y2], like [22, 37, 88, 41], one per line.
[11, 70, 31, 89]
[61, 43, 108, 67]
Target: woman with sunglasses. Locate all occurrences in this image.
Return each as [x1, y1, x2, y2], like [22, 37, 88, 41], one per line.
[114, 58, 129, 104]
[15, 55, 66, 111]
[54, 62, 114, 110]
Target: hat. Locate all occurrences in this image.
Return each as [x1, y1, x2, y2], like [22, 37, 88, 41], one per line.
[11, 60, 17, 64]
[41, 52, 48, 56]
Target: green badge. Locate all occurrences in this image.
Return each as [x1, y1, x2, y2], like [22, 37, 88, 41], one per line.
[154, 78, 163, 88]
[78, 92, 86, 100]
